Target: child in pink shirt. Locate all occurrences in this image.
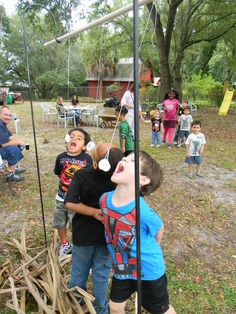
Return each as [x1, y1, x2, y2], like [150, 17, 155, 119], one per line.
[162, 89, 180, 148]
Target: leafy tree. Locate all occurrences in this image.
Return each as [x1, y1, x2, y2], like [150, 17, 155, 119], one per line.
[147, 0, 236, 100]
[2, 14, 86, 99]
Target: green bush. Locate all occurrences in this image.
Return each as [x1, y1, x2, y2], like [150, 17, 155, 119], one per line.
[183, 72, 224, 106]
[140, 85, 160, 102]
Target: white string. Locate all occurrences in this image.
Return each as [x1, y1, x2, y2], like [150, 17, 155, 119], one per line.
[127, 1, 154, 90]
[108, 2, 154, 149]
[67, 38, 71, 101]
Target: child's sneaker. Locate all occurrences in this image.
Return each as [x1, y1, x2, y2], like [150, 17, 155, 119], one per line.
[59, 241, 72, 256]
[150, 144, 154, 147]
[167, 144, 172, 149]
[188, 173, 194, 178]
[161, 140, 166, 145]
[177, 144, 181, 148]
[156, 145, 160, 148]
[196, 173, 203, 177]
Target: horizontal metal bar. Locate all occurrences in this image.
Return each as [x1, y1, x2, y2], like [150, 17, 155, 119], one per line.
[44, 0, 153, 46]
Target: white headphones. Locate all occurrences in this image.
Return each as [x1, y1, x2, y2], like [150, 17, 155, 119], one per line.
[98, 157, 111, 172]
[86, 140, 96, 152]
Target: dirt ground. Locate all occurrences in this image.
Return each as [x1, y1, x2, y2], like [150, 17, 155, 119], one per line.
[0, 104, 235, 313]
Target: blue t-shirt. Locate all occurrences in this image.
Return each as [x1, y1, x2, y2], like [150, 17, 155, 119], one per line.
[0, 120, 11, 145]
[100, 191, 165, 280]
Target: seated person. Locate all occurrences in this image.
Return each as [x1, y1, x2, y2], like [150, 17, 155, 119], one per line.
[71, 95, 80, 107]
[0, 105, 26, 182]
[56, 96, 80, 126]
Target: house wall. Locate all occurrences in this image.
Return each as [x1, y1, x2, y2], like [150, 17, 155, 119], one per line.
[87, 81, 131, 101]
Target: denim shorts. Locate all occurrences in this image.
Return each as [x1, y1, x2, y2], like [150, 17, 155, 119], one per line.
[52, 200, 74, 229]
[0, 146, 24, 166]
[185, 155, 202, 165]
[179, 130, 190, 140]
[110, 274, 169, 314]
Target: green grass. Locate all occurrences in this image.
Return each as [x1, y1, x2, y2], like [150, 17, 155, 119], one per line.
[0, 104, 236, 313]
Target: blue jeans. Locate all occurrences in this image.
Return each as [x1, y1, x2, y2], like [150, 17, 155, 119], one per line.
[151, 131, 161, 145]
[0, 145, 24, 166]
[69, 245, 112, 314]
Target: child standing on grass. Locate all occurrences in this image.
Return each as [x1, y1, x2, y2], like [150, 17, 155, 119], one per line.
[174, 99, 189, 144]
[178, 106, 193, 147]
[100, 151, 176, 314]
[52, 127, 92, 256]
[65, 143, 123, 314]
[162, 89, 180, 148]
[185, 120, 206, 178]
[115, 106, 134, 156]
[150, 109, 162, 147]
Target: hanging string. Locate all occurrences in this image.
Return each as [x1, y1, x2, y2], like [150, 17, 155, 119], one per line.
[151, 2, 157, 48]
[127, 1, 154, 90]
[97, 2, 154, 168]
[67, 38, 71, 101]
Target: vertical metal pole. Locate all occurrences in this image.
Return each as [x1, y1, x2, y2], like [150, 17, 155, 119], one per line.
[22, 3, 59, 247]
[133, 0, 142, 313]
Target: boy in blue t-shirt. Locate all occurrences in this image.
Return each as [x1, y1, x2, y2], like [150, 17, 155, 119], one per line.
[100, 151, 176, 314]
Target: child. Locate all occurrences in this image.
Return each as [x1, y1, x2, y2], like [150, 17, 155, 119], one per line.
[100, 151, 176, 314]
[115, 106, 134, 156]
[178, 106, 193, 147]
[162, 89, 180, 148]
[173, 99, 189, 144]
[65, 143, 123, 314]
[150, 109, 162, 147]
[53, 127, 92, 256]
[185, 120, 206, 178]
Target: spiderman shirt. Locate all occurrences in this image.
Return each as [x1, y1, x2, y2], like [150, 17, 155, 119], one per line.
[54, 151, 92, 200]
[100, 191, 166, 280]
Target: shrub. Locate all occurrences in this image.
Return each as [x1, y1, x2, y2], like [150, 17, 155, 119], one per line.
[183, 72, 224, 106]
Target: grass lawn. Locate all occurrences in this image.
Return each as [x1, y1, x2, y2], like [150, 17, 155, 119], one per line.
[0, 102, 236, 313]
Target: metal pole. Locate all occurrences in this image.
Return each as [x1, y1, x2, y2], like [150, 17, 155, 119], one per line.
[22, 4, 59, 247]
[133, 0, 142, 313]
[44, 0, 153, 46]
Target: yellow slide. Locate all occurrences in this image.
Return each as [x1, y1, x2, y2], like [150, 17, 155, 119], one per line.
[218, 89, 234, 116]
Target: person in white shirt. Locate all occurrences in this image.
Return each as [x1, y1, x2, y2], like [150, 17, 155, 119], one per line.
[185, 120, 206, 178]
[178, 106, 193, 147]
[120, 83, 145, 135]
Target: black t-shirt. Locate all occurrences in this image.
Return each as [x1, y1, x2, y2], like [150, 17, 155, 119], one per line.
[65, 167, 116, 246]
[151, 117, 162, 132]
[54, 151, 93, 200]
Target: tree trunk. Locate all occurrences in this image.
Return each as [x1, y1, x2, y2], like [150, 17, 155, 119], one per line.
[172, 48, 184, 100]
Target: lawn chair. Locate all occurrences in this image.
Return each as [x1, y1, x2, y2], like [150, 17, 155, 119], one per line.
[56, 105, 76, 128]
[40, 103, 57, 124]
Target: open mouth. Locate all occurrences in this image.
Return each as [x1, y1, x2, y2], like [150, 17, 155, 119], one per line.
[69, 142, 77, 148]
[115, 163, 124, 173]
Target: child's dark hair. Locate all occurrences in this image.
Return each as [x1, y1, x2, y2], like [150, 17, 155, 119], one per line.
[68, 127, 91, 146]
[191, 120, 202, 127]
[183, 105, 191, 111]
[115, 106, 128, 116]
[164, 88, 179, 100]
[140, 151, 163, 196]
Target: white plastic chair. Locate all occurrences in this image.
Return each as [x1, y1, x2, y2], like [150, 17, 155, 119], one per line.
[56, 105, 76, 128]
[40, 103, 57, 123]
[12, 114, 20, 134]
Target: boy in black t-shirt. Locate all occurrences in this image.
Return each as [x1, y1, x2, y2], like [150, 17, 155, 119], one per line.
[65, 143, 123, 314]
[53, 127, 92, 256]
